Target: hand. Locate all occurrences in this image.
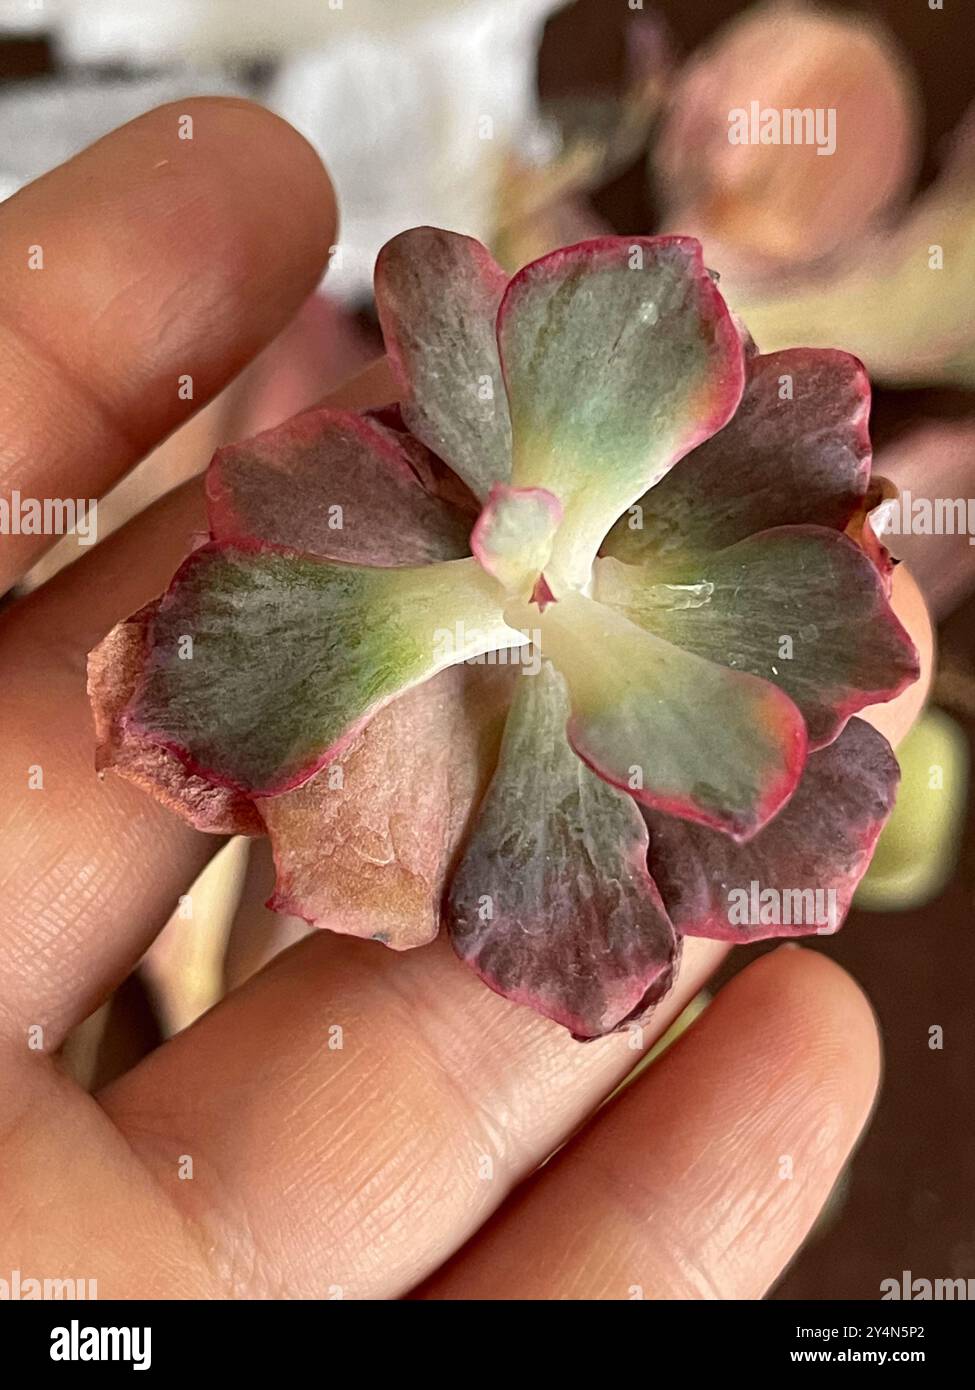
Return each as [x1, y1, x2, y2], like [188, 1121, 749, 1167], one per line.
[0, 99, 933, 1300]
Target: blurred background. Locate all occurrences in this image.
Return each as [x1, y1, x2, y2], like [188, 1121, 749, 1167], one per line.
[1, 0, 972, 1300]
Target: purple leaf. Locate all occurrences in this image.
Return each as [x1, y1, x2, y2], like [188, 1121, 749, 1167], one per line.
[643, 717, 899, 942]
[207, 407, 472, 565]
[448, 661, 679, 1039]
[375, 226, 512, 500]
[603, 348, 872, 567]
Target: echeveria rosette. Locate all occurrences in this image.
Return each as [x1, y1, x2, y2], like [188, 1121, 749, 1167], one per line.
[87, 228, 920, 1041]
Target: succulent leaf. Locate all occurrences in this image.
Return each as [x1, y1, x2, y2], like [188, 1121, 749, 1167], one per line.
[594, 526, 919, 749]
[527, 590, 807, 841]
[207, 407, 474, 565]
[644, 718, 900, 941]
[375, 226, 512, 499]
[448, 661, 679, 1038]
[602, 348, 871, 568]
[470, 483, 562, 597]
[262, 664, 513, 950]
[124, 544, 523, 796]
[497, 236, 745, 586]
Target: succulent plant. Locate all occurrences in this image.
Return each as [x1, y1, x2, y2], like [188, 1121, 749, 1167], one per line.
[88, 229, 919, 1038]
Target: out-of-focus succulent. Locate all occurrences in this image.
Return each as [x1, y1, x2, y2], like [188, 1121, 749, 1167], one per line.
[654, 0, 920, 274]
